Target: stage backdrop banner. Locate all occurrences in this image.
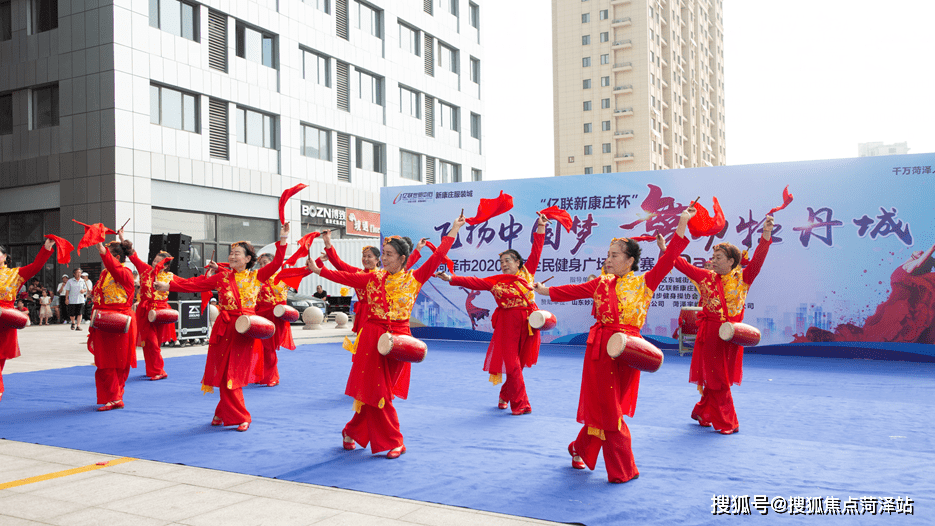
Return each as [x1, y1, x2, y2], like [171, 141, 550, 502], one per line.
[380, 153, 935, 356]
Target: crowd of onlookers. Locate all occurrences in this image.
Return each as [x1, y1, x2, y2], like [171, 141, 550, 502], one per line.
[14, 270, 95, 329]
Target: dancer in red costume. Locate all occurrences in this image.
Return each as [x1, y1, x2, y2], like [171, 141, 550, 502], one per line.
[435, 213, 549, 415]
[254, 250, 309, 386]
[533, 207, 694, 483]
[122, 229, 175, 381]
[90, 239, 139, 411]
[307, 213, 466, 458]
[156, 223, 289, 431]
[664, 216, 774, 435]
[0, 239, 55, 402]
[320, 230, 423, 353]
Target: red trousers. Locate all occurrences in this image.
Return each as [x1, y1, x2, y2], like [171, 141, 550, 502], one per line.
[140, 330, 166, 378]
[498, 351, 530, 413]
[343, 402, 404, 454]
[216, 377, 251, 425]
[258, 337, 279, 385]
[573, 422, 639, 483]
[692, 386, 739, 432]
[0, 358, 5, 400]
[95, 367, 130, 404]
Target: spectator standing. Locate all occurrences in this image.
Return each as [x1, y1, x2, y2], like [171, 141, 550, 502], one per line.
[64, 269, 88, 330]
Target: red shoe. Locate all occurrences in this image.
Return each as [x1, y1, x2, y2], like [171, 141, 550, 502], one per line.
[497, 398, 508, 410]
[568, 442, 586, 470]
[719, 427, 739, 435]
[342, 431, 356, 450]
[237, 422, 250, 432]
[266, 380, 279, 387]
[211, 416, 222, 426]
[386, 445, 406, 459]
[692, 415, 712, 428]
[511, 406, 532, 416]
[97, 400, 124, 412]
[150, 373, 168, 381]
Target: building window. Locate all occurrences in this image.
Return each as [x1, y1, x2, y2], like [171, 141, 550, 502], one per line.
[601, 98, 610, 109]
[236, 22, 276, 68]
[356, 1, 382, 38]
[601, 120, 610, 131]
[582, 57, 590, 67]
[584, 167, 593, 174]
[599, 31, 608, 42]
[583, 123, 592, 133]
[599, 9, 608, 20]
[470, 112, 480, 139]
[439, 42, 458, 73]
[469, 2, 479, 29]
[581, 13, 589, 23]
[470, 57, 480, 84]
[584, 145, 592, 155]
[31, 84, 58, 129]
[1, 0, 12, 41]
[602, 143, 611, 153]
[471, 168, 482, 181]
[301, 124, 330, 160]
[400, 86, 420, 118]
[401, 150, 421, 181]
[236, 106, 276, 149]
[399, 22, 420, 56]
[356, 138, 384, 172]
[307, 0, 329, 14]
[582, 79, 591, 89]
[29, 0, 57, 34]
[448, 0, 458, 17]
[600, 76, 609, 86]
[439, 160, 460, 183]
[149, 0, 198, 40]
[0, 93, 11, 135]
[603, 165, 612, 173]
[438, 101, 458, 131]
[583, 101, 591, 111]
[356, 69, 383, 106]
[302, 49, 330, 87]
[582, 35, 590, 45]
[600, 54, 609, 65]
[150, 84, 198, 132]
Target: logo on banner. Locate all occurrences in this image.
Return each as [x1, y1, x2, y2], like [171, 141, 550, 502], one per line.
[393, 191, 435, 204]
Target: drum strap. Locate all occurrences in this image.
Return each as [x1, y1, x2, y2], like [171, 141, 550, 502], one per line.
[587, 322, 638, 361]
[714, 278, 730, 321]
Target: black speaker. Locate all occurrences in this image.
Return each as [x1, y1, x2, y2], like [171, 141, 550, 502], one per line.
[149, 233, 199, 301]
[148, 234, 167, 263]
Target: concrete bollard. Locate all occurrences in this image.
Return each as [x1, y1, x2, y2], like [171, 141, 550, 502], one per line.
[334, 312, 349, 328]
[303, 306, 324, 330]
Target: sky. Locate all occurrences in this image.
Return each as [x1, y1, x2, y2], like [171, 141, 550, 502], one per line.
[482, 0, 935, 180]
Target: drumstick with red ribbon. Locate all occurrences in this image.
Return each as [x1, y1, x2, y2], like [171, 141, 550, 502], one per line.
[541, 276, 554, 284]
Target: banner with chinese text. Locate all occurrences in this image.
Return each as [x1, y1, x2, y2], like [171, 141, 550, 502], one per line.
[381, 154, 935, 351]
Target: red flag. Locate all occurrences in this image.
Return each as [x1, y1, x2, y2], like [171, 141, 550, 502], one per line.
[285, 231, 321, 267]
[466, 191, 514, 225]
[767, 185, 794, 215]
[200, 291, 213, 315]
[687, 197, 726, 237]
[278, 183, 308, 225]
[538, 206, 573, 233]
[72, 220, 117, 255]
[275, 267, 309, 289]
[44, 235, 74, 265]
[424, 241, 454, 272]
[627, 235, 657, 242]
[153, 256, 173, 275]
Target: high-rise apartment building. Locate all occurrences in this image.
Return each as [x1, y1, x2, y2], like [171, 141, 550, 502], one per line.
[0, 0, 484, 283]
[552, 0, 724, 176]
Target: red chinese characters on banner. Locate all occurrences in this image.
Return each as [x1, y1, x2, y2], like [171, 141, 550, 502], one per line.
[346, 208, 381, 237]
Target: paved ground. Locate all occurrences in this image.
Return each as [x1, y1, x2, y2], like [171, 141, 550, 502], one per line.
[1, 322, 561, 526]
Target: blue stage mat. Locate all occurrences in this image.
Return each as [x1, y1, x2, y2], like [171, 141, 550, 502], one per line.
[2, 342, 933, 525]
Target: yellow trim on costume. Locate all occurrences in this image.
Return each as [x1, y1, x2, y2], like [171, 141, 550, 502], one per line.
[226, 379, 233, 390]
[343, 335, 358, 354]
[353, 399, 364, 413]
[587, 427, 606, 441]
[201, 384, 215, 395]
[378, 397, 385, 409]
[697, 384, 704, 395]
[527, 323, 533, 336]
[488, 373, 503, 386]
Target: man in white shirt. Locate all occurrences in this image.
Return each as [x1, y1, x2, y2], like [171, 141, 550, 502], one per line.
[80, 272, 94, 325]
[63, 269, 88, 330]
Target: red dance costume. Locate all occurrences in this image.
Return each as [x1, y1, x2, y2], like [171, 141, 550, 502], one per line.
[325, 246, 420, 352]
[129, 253, 177, 378]
[169, 243, 285, 426]
[319, 237, 454, 453]
[548, 234, 688, 482]
[0, 247, 54, 401]
[673, 237, 771, 433]
[89, 250, 139, 405]
[447, 232, 545, 414]
[255, 264, 308, 385]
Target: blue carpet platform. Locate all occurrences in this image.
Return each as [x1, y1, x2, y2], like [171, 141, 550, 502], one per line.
[2, 341, 933, 525]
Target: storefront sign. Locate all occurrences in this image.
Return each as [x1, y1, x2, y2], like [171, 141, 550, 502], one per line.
[346, 208, 380, 237]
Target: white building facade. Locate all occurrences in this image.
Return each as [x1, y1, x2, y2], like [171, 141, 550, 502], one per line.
[0, 0, 484, 281]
